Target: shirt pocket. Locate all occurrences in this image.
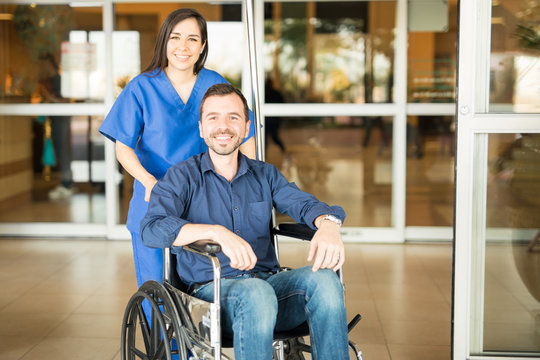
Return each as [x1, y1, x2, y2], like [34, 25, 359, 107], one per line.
[246, 201, 273, 240]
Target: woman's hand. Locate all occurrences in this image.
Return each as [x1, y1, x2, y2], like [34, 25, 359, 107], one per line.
[116, 141, 157, 202]
[143, 177, 158, 202]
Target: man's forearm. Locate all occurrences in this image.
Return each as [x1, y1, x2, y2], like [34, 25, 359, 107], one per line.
[176, 223, 258, 271]
[173, 223, 222, 247]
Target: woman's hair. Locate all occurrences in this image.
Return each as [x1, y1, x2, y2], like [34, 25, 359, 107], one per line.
[143, 8, 208, 75]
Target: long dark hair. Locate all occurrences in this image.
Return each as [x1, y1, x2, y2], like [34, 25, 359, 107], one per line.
[143, 8, 208, 75]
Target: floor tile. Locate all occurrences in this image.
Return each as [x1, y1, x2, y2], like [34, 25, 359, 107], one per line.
[380, 319, 451, 346]
[387, 343, 451, 360]
[0, 336, 42, 360]
[74, 293, 132, 315]
[374, 298, 451, 322]
[1, 293, 88, 315]
[19, 337, 119, 360]
[0, 312, 68, 337]
[48, 313, 124, 339]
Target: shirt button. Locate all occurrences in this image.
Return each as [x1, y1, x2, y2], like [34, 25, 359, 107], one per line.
[235, 230, 240, 234]
[234, 206, 238, 211]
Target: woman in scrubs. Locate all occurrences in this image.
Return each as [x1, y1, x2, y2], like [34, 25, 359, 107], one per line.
[100, 8, 256, 289]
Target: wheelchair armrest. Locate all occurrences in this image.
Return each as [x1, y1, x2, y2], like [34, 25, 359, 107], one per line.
[185, 240, 222, 257]
[273, 223, 316, 241]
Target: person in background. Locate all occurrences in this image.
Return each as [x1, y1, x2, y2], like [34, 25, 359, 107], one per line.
[38, 56, 74, 200]
[99, 8, 256, 290]
[264, 77, 286, 153]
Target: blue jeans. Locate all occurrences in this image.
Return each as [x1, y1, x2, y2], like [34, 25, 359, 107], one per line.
[192, 266, 349, 360]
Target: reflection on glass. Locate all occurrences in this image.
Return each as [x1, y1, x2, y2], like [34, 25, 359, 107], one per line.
[0, 115, 106, 223]
[482, 133, 540, 354]
[264, 1, 395, 104]
[0, 4, 103, 104]
[265, 116, 393, 227]
[407, 0, 458, 103]
[490, 0, 540, 113]
[406, 116, 455, 226]
[114, 3, 245, 92]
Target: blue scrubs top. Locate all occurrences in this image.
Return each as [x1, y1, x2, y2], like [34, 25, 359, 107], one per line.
[99, 68, 255, 233]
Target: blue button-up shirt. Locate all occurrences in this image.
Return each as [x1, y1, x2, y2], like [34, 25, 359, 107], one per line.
[140, 151, 346, 285]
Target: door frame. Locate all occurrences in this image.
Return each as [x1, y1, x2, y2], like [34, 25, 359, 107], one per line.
[453, 0, 540, 358]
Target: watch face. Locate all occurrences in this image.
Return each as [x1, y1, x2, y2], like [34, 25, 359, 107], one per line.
[324, 215, 342, 226]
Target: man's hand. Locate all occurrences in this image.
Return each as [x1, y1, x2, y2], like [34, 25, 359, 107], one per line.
[213, 226, 258, 271]
[175, 224, 258, 270]
[307, 218, 344, 272]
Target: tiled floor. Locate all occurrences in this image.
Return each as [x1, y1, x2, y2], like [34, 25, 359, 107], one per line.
[0, 238, 454, 360]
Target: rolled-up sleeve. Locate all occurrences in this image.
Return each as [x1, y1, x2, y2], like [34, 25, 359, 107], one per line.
[140, 168, 190, 248]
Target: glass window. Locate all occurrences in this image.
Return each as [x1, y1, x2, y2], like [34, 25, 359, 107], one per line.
[407, 0, 458, 103]
[0, 3, 103, 104]
[490, 0, 540, 113]
[265, 116, 393, 227]
[113, 3, 246, 90]
[0, 115, 106, 223]
[481, 133, 540, 354]
[406, 116, 455, 227]
[263, 1, 395, 104]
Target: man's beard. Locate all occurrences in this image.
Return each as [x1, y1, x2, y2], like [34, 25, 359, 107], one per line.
[205, 130, 243, 156]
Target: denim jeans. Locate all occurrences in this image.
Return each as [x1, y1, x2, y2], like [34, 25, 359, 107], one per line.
[192, 265, 349, 360]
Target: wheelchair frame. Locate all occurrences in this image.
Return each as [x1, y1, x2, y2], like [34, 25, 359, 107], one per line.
[121, 223, 363, 360]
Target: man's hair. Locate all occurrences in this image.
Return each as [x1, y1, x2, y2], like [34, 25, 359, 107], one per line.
[200, 83, 250, 122]
[143, 8, 208, 75]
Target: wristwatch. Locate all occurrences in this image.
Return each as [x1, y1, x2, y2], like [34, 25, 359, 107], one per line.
[321, 214, 342, 227]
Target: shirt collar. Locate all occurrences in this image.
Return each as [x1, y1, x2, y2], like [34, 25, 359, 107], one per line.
[201, 150, 251, 181]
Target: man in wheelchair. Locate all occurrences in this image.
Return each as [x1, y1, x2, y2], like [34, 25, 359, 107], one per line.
[141, 83, 350, 360]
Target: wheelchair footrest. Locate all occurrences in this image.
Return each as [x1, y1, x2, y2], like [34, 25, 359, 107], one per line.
[348, 314, 362, 333]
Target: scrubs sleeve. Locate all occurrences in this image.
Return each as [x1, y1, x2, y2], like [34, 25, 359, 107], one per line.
[99, 81, 144, 149]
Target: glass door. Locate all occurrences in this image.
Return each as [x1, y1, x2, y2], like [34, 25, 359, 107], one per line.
[454, 0, 540, 358]
[0, 2, 110, 237]
[258, 0, 407, 242]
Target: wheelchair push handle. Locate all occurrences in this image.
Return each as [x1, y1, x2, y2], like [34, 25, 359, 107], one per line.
[186, 239, 222, 256]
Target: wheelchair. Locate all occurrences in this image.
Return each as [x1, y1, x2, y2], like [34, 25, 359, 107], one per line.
[120, 223, 363, 360]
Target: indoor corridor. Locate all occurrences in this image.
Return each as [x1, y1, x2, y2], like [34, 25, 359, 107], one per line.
[1, 238, 538, 359]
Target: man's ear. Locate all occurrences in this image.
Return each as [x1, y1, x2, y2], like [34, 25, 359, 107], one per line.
[199, 121, 204, 138]
[244, 120, 251, 139]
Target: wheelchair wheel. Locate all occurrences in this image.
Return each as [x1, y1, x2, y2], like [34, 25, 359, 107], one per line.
[121, 281, 188, 360]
